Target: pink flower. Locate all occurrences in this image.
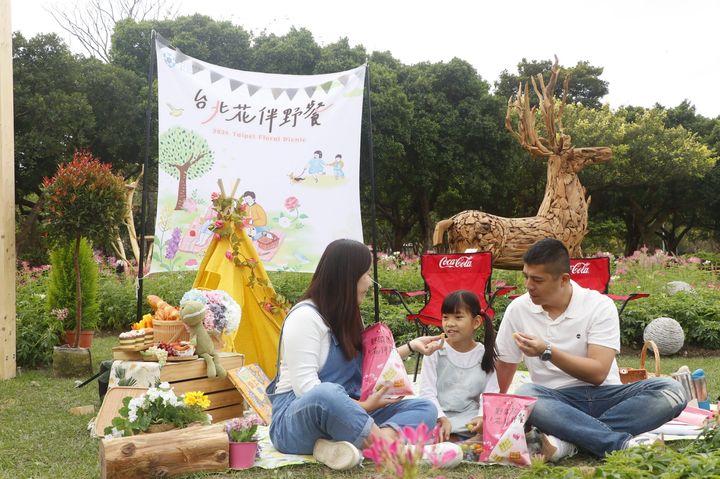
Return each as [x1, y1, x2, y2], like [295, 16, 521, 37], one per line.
[214, 233, 221, 240]
[185, 259, 198, 267]
[215, 220, 224, 229]
[211, 192, 219, 200]
[284, 196, 299, 210]
[262, 302, 273, 312]
[225, 250, 233, 260]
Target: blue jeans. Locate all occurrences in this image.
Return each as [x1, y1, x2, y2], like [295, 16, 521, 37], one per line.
[269, 382, 437, 454]
[516, 378, 686, 457]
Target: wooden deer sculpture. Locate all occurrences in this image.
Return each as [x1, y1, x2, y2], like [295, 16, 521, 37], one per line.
[432, 57, 611, 269]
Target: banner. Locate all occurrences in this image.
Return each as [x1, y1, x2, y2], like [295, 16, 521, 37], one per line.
[151, 35, 366, 273]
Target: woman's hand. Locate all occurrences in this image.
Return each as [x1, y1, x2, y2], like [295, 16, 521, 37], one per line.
[437, 416, 452, 442]
[358, 384, 402, 412]
[466, 416, 483, 435]
[410, 335, 445, 356]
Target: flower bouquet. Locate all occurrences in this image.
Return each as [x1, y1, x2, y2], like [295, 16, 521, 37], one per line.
[103, 383, 211, 438]
[180, 289, 241, 337]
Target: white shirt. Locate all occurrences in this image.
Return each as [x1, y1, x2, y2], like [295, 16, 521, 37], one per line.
[273, 301, 331, 396]
[496, 280, 621, 389]
[419, 342, 499, 418]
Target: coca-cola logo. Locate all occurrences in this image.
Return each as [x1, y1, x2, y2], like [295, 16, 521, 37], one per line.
[439, 256, 473, 268]
[570, 262, 590, 274]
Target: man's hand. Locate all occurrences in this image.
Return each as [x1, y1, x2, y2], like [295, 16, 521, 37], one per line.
[358, 384, 401, 412]
[512, 331, 545, 357]
[437, 416, 452, 441]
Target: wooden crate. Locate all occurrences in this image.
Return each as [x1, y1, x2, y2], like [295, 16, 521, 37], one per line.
[101, 353, 245, 427]
[161, 353, 245, 422]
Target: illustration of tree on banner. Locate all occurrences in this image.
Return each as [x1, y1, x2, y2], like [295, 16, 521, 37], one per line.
[159, 126, 215, 209]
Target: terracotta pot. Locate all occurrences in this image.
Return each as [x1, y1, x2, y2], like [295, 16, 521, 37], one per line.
[229, 441, 257, 469]
[64, 330, 95, 348]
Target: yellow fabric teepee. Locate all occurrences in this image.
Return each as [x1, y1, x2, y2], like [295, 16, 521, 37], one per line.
[192, 222, 286, 378]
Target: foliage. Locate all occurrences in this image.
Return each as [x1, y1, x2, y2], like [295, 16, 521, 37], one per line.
[41, 150, 127, 245]
[225, 415, 262, 443]
[47, 239, 100, 331]
[15, 264, 59, 368]
[103, 383, 211, 437]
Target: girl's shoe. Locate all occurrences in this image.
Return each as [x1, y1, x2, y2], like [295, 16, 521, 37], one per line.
[313, 438, 362, 470]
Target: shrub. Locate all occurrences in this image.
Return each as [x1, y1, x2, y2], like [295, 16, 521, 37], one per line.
[47, 239, 99, 331]
[16, 267, 58, 368]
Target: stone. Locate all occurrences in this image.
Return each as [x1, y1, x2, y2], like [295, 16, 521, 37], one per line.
[643, 317, 685, 355]
[665, 281, 694, 295]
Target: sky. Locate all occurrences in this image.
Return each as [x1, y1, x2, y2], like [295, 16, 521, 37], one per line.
[10, 0, 720, 118]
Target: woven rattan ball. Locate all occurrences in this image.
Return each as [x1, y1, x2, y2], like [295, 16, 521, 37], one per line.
[643, 317, 685, 355]
[666, 281, 694, 295]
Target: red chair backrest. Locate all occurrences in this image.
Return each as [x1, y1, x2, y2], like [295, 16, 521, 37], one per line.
[418, 252, 493, 323]
[569, 257, 611, 294]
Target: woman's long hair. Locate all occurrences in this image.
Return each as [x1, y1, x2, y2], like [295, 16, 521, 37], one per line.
[301, 239, 371, 359]
[441, 290, 497, 373]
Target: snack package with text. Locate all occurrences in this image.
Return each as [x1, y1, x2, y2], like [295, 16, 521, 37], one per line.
[360, 323, 414, 400]
[479, 392, 536, 466]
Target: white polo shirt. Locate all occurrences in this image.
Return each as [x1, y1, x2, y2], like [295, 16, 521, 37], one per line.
[496, 280, 622, 389]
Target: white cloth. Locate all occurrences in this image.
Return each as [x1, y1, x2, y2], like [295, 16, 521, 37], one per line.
[496, 280, 622, 389]
[418, 342, 499, 431]
[273, 300, 331, 396]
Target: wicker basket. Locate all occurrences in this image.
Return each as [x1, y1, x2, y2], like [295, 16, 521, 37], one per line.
[153, 320, 190, 344]
[619, 340, 660, 384]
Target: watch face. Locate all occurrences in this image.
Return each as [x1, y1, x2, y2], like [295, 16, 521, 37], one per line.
[541, 348, 552, 361]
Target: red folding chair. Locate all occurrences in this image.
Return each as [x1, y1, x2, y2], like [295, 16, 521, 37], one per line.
[570, 257, 649, 317]
[380, 252, 515, 379]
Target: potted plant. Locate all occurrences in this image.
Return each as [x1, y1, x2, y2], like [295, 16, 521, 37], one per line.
[47, 238, 99, 347]
[103, 383, 212, 437]
[224, 414, 262, 470]
[41, 150, 126, 352]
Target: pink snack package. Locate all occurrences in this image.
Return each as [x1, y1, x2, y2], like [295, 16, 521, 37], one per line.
[360, 323, 414, 401]
[479, 392, 537, 466]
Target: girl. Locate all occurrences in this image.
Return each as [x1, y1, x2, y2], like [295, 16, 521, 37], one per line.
[266, 239, 447, 470]
[419, 289, 499, 441]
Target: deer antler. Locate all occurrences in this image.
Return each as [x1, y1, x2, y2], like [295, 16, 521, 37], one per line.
[506, 55, 573, 157]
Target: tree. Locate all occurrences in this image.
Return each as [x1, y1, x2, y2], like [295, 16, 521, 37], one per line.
[41, 151, 126, 347]
[249, 27, 321, 75]
[158, 127, 214, 210]
[495, 58, 609, 108]
[567, 105, 716, 254]
[48, 0, 179, 62]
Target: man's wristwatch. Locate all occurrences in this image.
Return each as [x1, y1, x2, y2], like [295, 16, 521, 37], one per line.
[540, 344, 552, 361]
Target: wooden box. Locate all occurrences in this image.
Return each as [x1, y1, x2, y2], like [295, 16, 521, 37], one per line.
[97, 353, 245, 434]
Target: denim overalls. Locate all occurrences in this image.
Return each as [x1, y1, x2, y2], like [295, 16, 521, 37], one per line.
[266, 302, 437, 454]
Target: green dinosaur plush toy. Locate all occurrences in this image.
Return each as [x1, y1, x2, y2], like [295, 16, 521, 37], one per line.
[180, 300, 227, 379]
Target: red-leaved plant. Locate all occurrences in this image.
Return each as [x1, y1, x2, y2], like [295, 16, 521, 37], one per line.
[41, 150, 126, 347]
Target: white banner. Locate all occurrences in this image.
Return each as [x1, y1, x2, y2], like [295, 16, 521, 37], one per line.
[151, 36, 366, 273]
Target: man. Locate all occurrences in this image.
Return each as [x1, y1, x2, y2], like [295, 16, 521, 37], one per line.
[495, 238, 686, 460]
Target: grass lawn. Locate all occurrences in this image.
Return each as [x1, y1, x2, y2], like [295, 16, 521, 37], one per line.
[1, 335, 717, 479]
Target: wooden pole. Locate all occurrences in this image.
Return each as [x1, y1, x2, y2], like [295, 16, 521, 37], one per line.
[0, 0, 17, 379]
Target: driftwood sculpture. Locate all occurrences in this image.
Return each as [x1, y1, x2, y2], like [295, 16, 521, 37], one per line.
[433, 57, 611, 269]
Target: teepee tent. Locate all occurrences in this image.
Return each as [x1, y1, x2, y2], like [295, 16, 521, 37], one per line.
[192, 180, 287, 378]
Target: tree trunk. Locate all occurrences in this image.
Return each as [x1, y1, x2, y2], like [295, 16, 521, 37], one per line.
[175, 165, 189, 210]
[73, 235, 83, 348]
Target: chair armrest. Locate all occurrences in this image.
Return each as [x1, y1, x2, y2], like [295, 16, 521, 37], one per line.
[379, 288, 426, 316]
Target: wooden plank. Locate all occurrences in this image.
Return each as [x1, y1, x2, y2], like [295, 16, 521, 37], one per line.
[205, 389, 244, 410]
[111, 348, 143, 361]
[207, 404, 245, 423]
[159, 354, 244, 382]
[170, 377, 235, 395]
[0, 0, 16, 380]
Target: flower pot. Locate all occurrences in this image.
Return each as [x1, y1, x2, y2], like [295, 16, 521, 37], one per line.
[228, 441, 257, 470]
[64, 330, 95, 348]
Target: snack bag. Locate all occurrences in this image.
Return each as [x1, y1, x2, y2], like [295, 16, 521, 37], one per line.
[360, 323, 414, 400]
[479, 392, 536, 466]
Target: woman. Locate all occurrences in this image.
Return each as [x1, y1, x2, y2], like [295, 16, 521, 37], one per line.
[267, 239, 449, 470]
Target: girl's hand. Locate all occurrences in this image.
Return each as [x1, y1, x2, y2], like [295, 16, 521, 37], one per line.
[466, 416, 483, 434]
[358, 384, 402, 412]
[410, 335, 445, 356]
[437, 416, 452, 442]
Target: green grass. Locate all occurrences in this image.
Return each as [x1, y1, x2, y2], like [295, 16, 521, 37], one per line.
[1, 335, 718, 479]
